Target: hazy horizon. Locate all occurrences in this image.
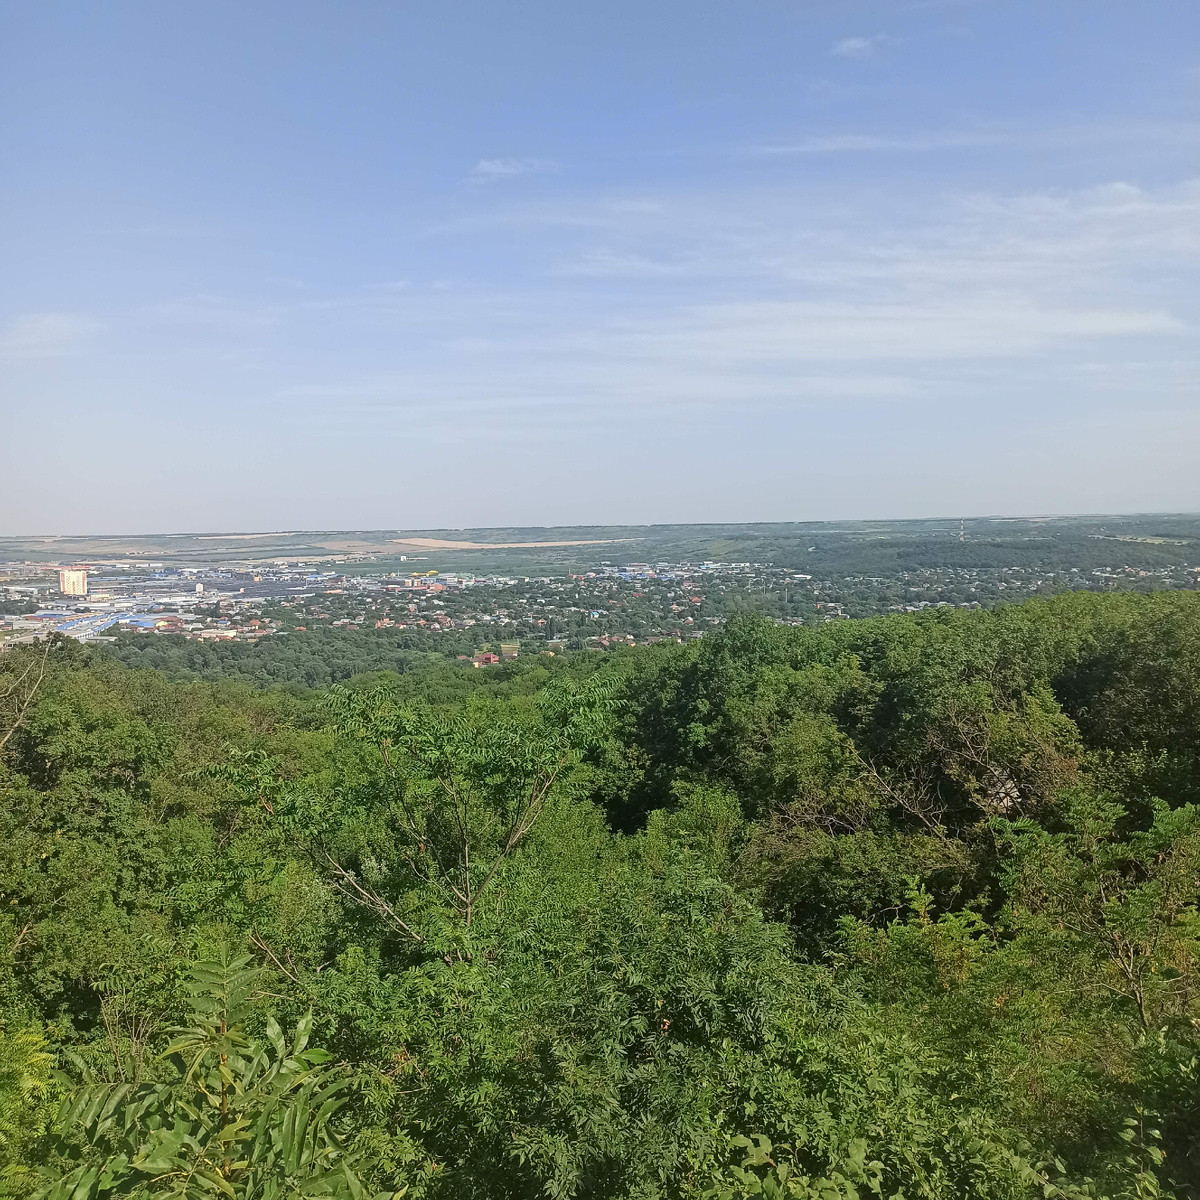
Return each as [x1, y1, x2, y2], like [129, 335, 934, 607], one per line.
[5, 511, 1200, 546]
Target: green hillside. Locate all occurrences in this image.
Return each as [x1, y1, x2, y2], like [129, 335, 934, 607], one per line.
[3, 590, 1200, 1198]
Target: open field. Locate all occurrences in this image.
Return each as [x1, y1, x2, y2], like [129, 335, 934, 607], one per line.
[3, 515, 1199, 577]
[391, 537, 640, 550]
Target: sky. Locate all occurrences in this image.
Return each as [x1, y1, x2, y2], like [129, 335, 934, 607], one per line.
[1, 0, 1198, 534]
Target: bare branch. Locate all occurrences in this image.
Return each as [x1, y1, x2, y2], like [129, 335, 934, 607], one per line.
[0, 635, 54, 754]
[249, 929, 305, 989]
[847, 742, 953, 842]
[323, 852, 426, 944]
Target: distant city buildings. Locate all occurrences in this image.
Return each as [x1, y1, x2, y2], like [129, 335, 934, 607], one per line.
[59, 568, 87, 596]
[2, 545, 1197, 655]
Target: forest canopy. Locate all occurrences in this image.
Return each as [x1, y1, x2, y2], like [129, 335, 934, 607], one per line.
[2, 589, 1200, 1198]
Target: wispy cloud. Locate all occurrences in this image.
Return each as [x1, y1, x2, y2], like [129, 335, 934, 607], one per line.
[261, 294, 1187, 421]
[601, 301, 1183, 369]
[10, 179, 1195, 432]
[468, 156, 555, 184]
[754, 120, 1200, 158]
[831, 34, 890, 58]
[325, 176, 1195, 410]
[550, 249, 684, 278]
[0, 312, 101, 360]
[756, 129, 1012, 155]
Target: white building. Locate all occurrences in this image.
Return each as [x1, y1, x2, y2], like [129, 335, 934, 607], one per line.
[59, 568, 88, 597]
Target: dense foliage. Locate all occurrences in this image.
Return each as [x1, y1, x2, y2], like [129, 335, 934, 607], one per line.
[3, 590, 1200, 1197]
[96, 628, 464, 690]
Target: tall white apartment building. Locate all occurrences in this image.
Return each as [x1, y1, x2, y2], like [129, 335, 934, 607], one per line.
[59, 568, 88, 597]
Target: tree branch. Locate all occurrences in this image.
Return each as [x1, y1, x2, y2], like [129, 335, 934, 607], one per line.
[0, 635, 54, 754]
[322, 852, 425, 944]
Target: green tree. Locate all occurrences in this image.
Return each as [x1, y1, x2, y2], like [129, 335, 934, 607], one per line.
[304, 675, 617, 948]
[38, 951, 401, 1200]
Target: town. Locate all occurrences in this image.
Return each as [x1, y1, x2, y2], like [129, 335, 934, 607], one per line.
[3, 552, 1197, 663]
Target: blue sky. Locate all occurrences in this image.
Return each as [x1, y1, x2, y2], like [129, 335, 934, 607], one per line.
[2, 0, 1198, 533]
